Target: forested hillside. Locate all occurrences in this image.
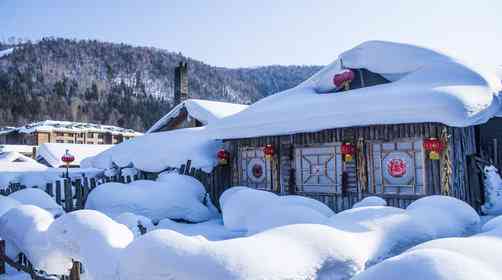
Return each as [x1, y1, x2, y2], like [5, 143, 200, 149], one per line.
[0, 38, 321, 131]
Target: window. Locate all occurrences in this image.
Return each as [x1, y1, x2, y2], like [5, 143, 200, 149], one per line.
[66, 140, 74, 144]
[87, 132, 94, 138]
[238, 147, 273, 190]
[367, 139, 425, 195]
[98, 134, 104, 139]
[56, 140, 64, 143]
[76, 141, 83, 144]
[55, 132, 64, 137]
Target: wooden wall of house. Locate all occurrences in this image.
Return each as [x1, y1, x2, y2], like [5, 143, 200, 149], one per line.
[478, 117, 502, 170]
[222, 123, 480, 212]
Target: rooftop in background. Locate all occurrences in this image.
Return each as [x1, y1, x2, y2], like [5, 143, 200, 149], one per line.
[36, 143, 114, 167]
[0, 120, 142, 136]
[147, 99, 248, 133]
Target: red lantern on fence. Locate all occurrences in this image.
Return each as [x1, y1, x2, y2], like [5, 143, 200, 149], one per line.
[61, 149, 75, 178]
[217, 149, 230, 165]
[333, 69, 355, 91]
[423, 138, 444, 160]
[341, 142, 355, 162]
[263, 144, 275, 160]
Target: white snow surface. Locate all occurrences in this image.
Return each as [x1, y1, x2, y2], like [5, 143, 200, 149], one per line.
[355, 217, 502, 280]
[84, 127, 221, 172]
[8, 188, 65, 217]
[85, 175, 212, 223]
[481, 165, 502, 215]
[156, 218, 242, 241]
[47, 210, 134, 280]
[0, 205, 71, 274]
[207, 41, 502, 139]
[147, 98, 248, 133]
[114, 212, 154, 237]
[0, 151, 39, 164]
[0, 195, 21, 217]
[36, 143, 113, 167]
[0, 144, 36, 154]
[0, 47, 14, 58]
[352, 196, 387, 208]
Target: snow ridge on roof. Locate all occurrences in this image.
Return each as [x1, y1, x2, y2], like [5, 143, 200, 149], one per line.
[36, 143, 113, 167]
[207, 41, 502, 140]
[0, 120, 142, 136]
[147, 99, 248, 133]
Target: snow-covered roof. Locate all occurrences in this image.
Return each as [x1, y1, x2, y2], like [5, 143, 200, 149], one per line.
[0, 144, 36, 154]
[0, 120, 142, 136]
[207, 41, 502, 140]
[0, 47, 13, 58]
[36, 143, 113, 167]
[0, 151, 39, 164]
[147, 99, 248, 133]
[85, 127, 221, 173]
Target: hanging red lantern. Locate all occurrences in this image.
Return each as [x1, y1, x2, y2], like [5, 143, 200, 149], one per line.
[263, 144, 275, 160]
[341, 142, 355, 162]
[217, 149, 230, 165]
[423, 138, 444, 160]
[61, 149, 75, 165]
[333, 69, 355, 91]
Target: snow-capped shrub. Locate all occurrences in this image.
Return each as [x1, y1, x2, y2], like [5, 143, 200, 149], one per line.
[353, 196, 387, 208]
[0, 205, 71, 274]
[279, 195, 335, 217]
[481, 215, 502, 233]
[47, 210, 133, 280]
[114, 212, 154, 237]
[218, 186, 249, 208]
[0, 195, 20, 217]
[8, 188, 65, 217]
[481, 165, 502, 215]
[86, 177, 212, 223]
[245, 204, 328, 235]
[220, 187, 278, 232]
[117, 224, 368, 280]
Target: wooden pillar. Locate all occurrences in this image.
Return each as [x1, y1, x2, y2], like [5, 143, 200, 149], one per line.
[0, 240, 5, 274]
[69, 261, 81, 280]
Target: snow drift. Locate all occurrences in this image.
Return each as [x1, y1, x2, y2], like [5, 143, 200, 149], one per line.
[85, 174, 212, 223]
[8, 188, 65, 217]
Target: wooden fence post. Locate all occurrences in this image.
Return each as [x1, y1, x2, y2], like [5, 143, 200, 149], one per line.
[493, 138, 499, 167]
[64, 179, 73, 212]
[74, 179, 83, 210]
[55, 180, 62, 206]
[69, 261, 81, 280]
[0, 239, 5, 274]
[90, 178, 96, 189]
[46, 183, 53, 197]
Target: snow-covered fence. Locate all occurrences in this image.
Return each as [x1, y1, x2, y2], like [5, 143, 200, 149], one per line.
[0, 240, 82, 279]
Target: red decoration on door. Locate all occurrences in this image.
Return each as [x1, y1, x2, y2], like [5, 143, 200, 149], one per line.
[387, 158, 407, 178]
[252, 164, 263, 178]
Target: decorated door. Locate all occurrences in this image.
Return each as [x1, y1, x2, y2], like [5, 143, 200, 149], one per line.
[239, 147, 272, 190]
[368, 139, 425, 195]
[294, 144, 343, 193]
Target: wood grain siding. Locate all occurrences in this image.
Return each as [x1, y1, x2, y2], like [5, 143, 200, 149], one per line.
[224, 123, 479, 212]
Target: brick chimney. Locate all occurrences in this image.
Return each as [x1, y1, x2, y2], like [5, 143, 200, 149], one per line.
[174, 62, 188, 106]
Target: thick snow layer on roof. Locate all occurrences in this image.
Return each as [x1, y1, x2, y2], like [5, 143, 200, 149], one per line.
[147, 99, 248, 133]
[207, 41, 502, 139]
[36, 143, 113, 167]
[0, 151, 38, 164]
[0, 145, 36, 154]
[0, 120, 141, 136]
[0, 47, 14, 58]
[86, 127, 221, 172]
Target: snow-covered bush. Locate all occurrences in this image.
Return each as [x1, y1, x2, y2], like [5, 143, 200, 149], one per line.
[353, 196, 387, 208]
[0, 195, 20, 217]
[117, 224, 368, 280]
[8, 188, 65, 217]
[86, 175, 212, 223]
[0, 205, 71, 274]
[481, 165, 502, 215]
[47, 210, 133, 280]
[220, 187, 334, 233]
[114, 212, 154, 237]
[355, 220, 502, 280]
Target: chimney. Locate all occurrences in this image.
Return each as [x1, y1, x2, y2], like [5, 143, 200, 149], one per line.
[174, 62, 189, 106]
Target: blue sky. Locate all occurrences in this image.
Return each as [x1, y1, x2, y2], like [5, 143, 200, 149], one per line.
[1, 0, 501, 68]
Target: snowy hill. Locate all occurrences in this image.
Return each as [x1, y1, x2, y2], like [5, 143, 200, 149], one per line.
[0, 38, 321, 131]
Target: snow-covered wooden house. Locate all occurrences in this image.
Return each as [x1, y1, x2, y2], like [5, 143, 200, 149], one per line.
[207, 41, 502, 211]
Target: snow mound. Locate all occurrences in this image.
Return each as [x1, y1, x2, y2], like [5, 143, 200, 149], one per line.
[481, 215, 502, 232]
[0, 205, 71, 274]
[156, 218, 242, 241]
[0, 195, 20, 217]
[117, 224, 368, 280]
[47, 210, 133, 280]
[114, 212, 154, 237]
[85, 176, 212, 223]
[353, 196, 387, 208]
[8, 188, 65, 217]
[481, 165, 502, 215]
[279, 195, 335, 217]
[207, 41, 502, 139]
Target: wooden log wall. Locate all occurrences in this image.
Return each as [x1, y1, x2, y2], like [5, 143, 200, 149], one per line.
[224, 123, 479, 212]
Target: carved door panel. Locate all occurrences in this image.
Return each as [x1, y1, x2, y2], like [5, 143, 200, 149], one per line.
[295, 144, 343, 193]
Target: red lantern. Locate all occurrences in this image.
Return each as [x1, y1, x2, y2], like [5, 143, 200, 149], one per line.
[341, 142, 355, 162]
[61, 149, 75, 165]
[423, 138, 444, 160]
[333, 69, 355, 91]
[263, 144, 275, 160]
[217, 149, 230, 165]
